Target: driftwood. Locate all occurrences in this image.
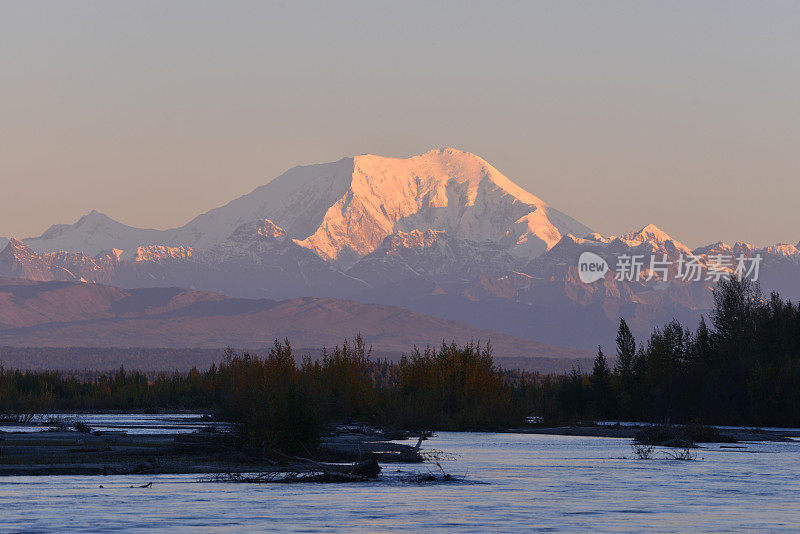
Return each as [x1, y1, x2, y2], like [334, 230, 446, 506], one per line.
[317, 432, 424, 462]
[205, 456, 382, 484]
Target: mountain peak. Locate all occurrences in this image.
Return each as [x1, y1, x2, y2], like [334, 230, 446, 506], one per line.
[44, 210, 115, 232]
[26, 210, 167, 256]
[763, 242, 799, 257]
[585, 232, 614, 244]
[294, 149, 590, 264]
[75, 210, 117, 225]
[2, 238, 40, 257]
[622, 224, 673, 244]
[36, 210, 123, 239]
[84, 209, 109, 218]
[620, 224, 691, 255]
[348, 148, 549, 210]
[228, 219, 288, 242]
[693, 241, 732, 256]
[417, 147, 487, 162]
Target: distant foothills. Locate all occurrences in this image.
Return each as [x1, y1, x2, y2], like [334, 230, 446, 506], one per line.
[0, 276, 590, 373]
[1, 148, 799, 363]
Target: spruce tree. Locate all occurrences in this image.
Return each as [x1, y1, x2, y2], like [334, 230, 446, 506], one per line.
[592, 346, 613, 419]
[614, 318, 636, 377]
[613, 318, 637, 420]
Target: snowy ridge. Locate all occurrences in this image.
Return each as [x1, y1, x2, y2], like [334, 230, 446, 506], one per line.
[25, 210, 168, 255]
[523, 223, 800, 290]
[168, 158, 356, 250]
[764, 242, 800, 257]
[130, 245, 193, 263]
[0, 239, 55, 280]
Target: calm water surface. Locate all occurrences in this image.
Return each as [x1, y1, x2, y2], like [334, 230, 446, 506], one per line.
[1, 422, 799, 532]
[0, 413, 208, 434]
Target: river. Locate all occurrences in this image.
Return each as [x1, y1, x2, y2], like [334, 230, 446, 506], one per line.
[1, 416, 799, 532]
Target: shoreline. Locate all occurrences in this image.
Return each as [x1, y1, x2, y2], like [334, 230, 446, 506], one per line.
[509, 425, 800, 442]
[0, 428, 421, 477]
[3, 418, 798, 477]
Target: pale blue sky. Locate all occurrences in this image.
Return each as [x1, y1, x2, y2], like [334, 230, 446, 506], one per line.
[1, 1, 798, 247]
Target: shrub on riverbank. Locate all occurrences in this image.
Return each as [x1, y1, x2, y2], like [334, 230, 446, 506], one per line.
[214, 341, 321, 454]
[394, 342, 525, 430]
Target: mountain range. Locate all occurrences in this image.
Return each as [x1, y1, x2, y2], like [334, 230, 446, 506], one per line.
[2, 148, 798, 360]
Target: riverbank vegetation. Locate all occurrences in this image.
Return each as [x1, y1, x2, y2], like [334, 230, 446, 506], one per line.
[1, 337, 524, 452]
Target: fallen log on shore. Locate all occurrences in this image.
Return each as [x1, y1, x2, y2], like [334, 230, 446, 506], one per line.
[317, 432, 424, 462]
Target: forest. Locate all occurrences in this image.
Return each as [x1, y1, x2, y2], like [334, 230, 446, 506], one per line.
[537, 276, 800, 427]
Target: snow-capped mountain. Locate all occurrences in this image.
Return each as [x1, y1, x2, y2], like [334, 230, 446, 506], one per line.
[21, 148, 591, 268]
[288, 148, 590, 265]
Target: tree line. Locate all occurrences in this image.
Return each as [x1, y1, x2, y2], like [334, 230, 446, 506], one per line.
[527, 277, 800, 427]
[1, 337, 525, 452]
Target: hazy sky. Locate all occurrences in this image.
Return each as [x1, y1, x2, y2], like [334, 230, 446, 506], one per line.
[1, 1, 798, 247]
